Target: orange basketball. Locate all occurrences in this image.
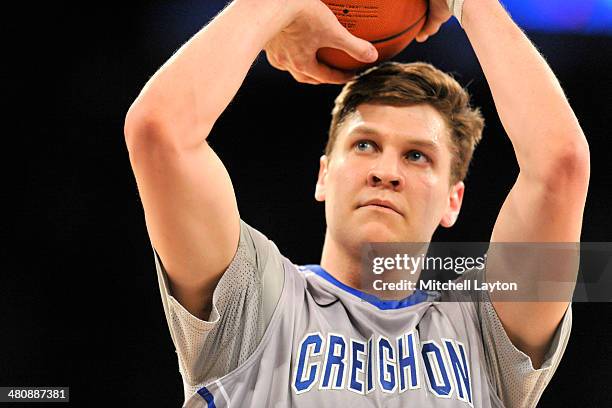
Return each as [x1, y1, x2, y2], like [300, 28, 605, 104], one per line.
[317, 0, 428, 70]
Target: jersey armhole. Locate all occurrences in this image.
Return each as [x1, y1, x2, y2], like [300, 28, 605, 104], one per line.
[196, 256, 293, 388]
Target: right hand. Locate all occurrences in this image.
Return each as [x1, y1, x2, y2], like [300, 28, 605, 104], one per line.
[264, 0, 378, 85]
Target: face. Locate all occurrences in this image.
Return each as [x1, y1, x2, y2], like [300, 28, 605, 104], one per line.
[315, 103, 464, 250]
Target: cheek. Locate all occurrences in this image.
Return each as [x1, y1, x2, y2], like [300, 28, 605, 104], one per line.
[410, 172, 449, 212]
[331, 157, 363, 188]
[410, 170, 437, 196]
[327, 161, 364, 212]
[330, 174, 356, 210]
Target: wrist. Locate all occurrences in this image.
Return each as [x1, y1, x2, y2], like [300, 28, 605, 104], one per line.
[253, 0, 305, 26]
[461, 0, 505, 31]
[236, 0, 301, 28]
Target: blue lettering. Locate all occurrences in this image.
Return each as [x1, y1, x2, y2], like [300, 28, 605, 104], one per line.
[397, 331, 419, 392]
[444, 339, 472, 404]
[349, 339, 367, 393]
[422, 341, 453, 398]
[321, 334, 346, 389]
[378, 336, 397, 392]
[293, 333, 323, 393]
[367, 337, 375, 393]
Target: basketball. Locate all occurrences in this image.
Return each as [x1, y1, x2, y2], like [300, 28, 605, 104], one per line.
[317, 0, 428, 70]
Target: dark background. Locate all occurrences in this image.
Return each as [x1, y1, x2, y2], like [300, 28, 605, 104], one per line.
[4, 0, 611, 406]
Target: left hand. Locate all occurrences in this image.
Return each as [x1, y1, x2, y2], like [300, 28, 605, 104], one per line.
[416, 0, 453, 43]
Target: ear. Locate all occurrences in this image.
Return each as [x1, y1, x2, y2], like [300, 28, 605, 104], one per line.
[440, 181, 465, 228]
[315, 155, 328, 202]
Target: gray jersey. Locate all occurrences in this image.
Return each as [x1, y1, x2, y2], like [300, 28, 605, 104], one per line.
[153, 220, 571, 407]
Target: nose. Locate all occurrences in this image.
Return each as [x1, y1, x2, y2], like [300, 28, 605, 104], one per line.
[367, 156, 405, 190]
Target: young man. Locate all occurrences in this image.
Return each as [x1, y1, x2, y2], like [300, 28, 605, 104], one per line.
[124, 0, 589, 406]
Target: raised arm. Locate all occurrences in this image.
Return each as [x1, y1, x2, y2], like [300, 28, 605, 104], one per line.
[123, 0, 376, 319]
[459, 0, 589, 367]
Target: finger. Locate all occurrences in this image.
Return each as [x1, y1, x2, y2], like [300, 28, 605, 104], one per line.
[270, 55, 354, 85]
[329, 25, 378, 63]
[415, 32, 429, 43]
[290, 55, 355, 84]
[416, 18, 439, 42]
[307, 60, 356, 84]
[290, 71, 321, 85]
[266, 52, 288, 71]
[416, 19, 442, 42]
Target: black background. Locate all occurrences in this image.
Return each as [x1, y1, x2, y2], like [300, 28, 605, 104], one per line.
[3, 0, 612, 406]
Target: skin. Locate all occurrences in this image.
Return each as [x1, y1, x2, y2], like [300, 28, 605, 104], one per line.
[123, 0, 376, 319]
[125, 0, 589, 373]
[264, 0, 590, 369]
[265, 0, 451, 84]
[315, 103, 464, 288]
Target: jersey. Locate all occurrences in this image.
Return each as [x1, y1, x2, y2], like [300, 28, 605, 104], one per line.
[153, 219, 572, 407]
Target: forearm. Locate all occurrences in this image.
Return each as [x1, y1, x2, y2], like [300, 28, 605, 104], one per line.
[462, 0, 588, 177]
[125, 0, 297, 148]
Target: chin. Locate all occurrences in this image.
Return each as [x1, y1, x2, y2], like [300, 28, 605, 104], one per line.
[352, 221, 404, 243]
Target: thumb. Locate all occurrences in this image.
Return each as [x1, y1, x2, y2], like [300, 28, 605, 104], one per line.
[331, 28, 378, 63]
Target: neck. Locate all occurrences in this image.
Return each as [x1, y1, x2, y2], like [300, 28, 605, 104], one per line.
[320, 228, 364, 290]
[320, 229, 428, 299]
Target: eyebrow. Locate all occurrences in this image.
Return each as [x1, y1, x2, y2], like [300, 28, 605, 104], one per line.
[348, 125, 442, 152]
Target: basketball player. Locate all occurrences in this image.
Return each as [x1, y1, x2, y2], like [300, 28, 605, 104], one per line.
[124, 0, 590, 406]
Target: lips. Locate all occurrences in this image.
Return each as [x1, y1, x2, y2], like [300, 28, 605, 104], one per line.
[359, 199, 403, 216]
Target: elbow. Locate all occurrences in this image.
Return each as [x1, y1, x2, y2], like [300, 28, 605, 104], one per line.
[123, 101, 143, 144]
[542, 134, 590, 193]
[124, 100, 168, 152]
[124, 96, 213, 153]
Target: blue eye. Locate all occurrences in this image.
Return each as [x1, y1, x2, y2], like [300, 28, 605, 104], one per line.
[407, 150, 428, 162]
[355, 140, 375, 152]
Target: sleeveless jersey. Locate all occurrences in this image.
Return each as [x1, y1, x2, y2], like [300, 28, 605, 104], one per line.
[153, 220, 571, 407]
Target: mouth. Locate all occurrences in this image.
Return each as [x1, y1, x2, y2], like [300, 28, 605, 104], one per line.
[358, 199, 403, 216]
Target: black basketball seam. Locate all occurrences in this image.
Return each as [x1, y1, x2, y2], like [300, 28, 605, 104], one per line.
[370, 11, 428, 44]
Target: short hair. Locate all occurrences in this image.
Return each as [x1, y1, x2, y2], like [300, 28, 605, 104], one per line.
[325, 62, 484, 184]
